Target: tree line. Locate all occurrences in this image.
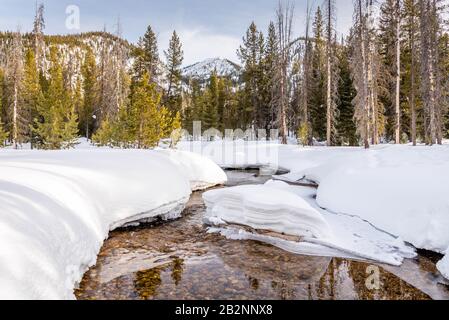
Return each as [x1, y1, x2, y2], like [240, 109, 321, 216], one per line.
[1, 1, 448, 149]
[230, 0, 448, 147]
[0, 4, 182, 149]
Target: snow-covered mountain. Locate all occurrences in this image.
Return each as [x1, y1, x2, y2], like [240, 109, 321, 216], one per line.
[182, 58, 241, 83]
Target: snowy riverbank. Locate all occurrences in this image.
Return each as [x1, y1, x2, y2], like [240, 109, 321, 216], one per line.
[0, 148, 226, 299]
[179, 140, 449, 280]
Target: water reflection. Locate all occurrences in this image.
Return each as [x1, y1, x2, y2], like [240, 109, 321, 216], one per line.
[75, 171, 448, 300]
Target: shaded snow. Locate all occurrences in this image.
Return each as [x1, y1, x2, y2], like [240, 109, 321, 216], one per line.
[0, 148, 226, 300]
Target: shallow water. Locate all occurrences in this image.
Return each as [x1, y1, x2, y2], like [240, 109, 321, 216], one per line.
[76, 171, 449, 300]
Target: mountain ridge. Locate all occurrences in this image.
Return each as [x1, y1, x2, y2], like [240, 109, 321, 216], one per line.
[182, 57, 241, 82]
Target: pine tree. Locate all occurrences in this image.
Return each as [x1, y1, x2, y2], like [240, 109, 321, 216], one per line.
[217, 77, 234, 132]
[237, 22, 265, 129]
[402, 0, 420, 145]
[262, 22, 279, 133]
[310, 7, 327, 141]
[34, 47, 79, 149]
[81, 48, 98, 139]
[22, 48, 42, 148]
[128, 72, 162, 148]
[137, 25, 161, 82]
[182, 79, 203, 133]
[92, 116, 114, 147]
[164, 31, 184, 113]
[336, 41, 357, 145]
[202, 72, 219, 129]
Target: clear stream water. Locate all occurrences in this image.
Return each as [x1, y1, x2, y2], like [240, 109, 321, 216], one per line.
[76, 171, 449, 300]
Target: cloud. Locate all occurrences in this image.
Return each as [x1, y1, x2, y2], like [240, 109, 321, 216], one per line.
[159, 27, 241, 66]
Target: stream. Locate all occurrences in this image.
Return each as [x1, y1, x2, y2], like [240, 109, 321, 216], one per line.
[75, 170, 449, 300]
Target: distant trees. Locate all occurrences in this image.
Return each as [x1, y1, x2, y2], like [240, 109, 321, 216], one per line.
[93, 26, 182, 149]
[1, 0, 448, 149]
[33, 47, 79, 149]
[350, 0, 385, 148]
[419, 0, 446, 145]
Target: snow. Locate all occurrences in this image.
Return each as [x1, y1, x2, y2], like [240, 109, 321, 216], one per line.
[437, 250, 449, 281]
[203, 184, 333, 239]
[179, 141, 449, 279]
[182, 58, 241, 81]
[204, 180, 415, 266]
[0, 148, 226, 300]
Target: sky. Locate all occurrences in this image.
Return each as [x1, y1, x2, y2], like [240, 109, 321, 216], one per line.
[0, 0, 355, 66]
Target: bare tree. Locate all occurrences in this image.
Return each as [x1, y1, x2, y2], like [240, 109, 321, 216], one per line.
[32, 2, 45, 73]
[404, 0, 419, 145]
[275, 0, 295, 144]
[395, 0, 402, 144]
[324, 0, 339, 146]
[5, 29, 25, 149]
[98, 20, 129, 122]
[351, 0, 370, 148]
[419, 0, 443, 145]
[299, 0, 313, 146]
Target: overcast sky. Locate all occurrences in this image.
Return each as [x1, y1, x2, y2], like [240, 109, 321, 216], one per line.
[0, 0, 355, 66]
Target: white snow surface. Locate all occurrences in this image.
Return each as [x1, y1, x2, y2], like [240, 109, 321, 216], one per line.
[0, 148, 226, 300]
[182, 57, 241, 81]
[179, 141, 449, 278]
[203, 184, 333, 239]
[204, 180, 415, 266]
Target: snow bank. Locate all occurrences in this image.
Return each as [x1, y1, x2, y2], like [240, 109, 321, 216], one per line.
[0, 149, 226, 300]
[158, 149, 227, 190]
[181, 141, 449, 277]
[204, 180, 415, 266]
[203, 184, 333, 239]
